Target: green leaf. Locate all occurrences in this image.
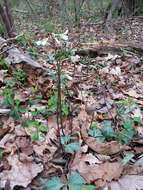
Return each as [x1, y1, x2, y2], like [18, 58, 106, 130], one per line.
[88, 128, 105, 142]
[121, 152, 134, 165]
[39, 125, 48, 132]
[31, 131, 39, 141]
[102, 120, 112, 127]
[10, 108, 20, 120]
[64, 142, 80, 154]
[133, 117, 141, 123]
[102, 125, 115, 137]
[68, 172, 86, 190]
[44, 177, 64, 190]
[90, 122, 97, 128]
[48, 94, 57, 113]
[117, 129, 135, 144]
[123, 120, 133, 130]
[62, 102, 69, 116]
[0, 148, 3, 160]
[18, 107, 26, 113]
[81, 185, 96, 190]
[61, 135, 71, 145]
[25, 120, 39, 127]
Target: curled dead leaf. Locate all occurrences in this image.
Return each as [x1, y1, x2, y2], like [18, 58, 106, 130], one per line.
[104, 175, 143, 190]
[0, 154, 43, 190]
[71, 152, 123, 188]
[0, 126, 11, 138]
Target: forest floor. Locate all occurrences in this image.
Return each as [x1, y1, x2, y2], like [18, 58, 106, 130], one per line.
[0, 17, 143, 190]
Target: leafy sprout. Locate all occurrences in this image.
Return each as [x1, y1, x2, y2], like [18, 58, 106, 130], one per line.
[89, 119, 136, 144]
[23, 120, 48, 141]
[43, 172, 96, 190]
[13, 68, 27, 84]
[61, 135, 80, 154]
[48, 92, 69, 116]
[2, 88, 26, 119]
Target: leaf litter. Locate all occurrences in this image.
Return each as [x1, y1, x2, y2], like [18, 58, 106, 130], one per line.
[1, 19, 143, 190]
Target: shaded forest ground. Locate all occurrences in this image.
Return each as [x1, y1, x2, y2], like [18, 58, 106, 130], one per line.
[0, 15, 143, 190]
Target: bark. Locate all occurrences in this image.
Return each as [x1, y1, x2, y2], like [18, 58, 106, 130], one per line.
[123, 0, 136, 16]
[0, 0, 16, 37]
[76, 42, 143, 57]
[105, 0, 137, 22]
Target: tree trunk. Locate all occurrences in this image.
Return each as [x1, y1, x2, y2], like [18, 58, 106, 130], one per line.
[106, 0, 136, 22]
[0, 0, 16, 37]
[73, 0, 85, 27]
[106, 0, 122, 21]
[123, 0, 135, 16]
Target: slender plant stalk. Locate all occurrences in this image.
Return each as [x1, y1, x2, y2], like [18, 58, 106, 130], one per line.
[57, 60, 65, 136]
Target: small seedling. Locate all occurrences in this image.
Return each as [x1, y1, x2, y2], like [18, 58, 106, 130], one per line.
[61, 135, 80, 154]
[10, 99, 26, 119]
[55, 49, 72, 61]
[23, 120, 48, 141]
[89, 119, 136, 144]
[48, 92, 69, 116]
[115, 98, 137, 119]
[2, 88, 26, 119]
[117, 119, 136, 144]
[16, 33, 32, 47]
[43, 171, 96, 190]
[4, 79, 16, 88]
[0, 58, 9, 70]
[28, 47, 38, 59]
[13, 68, 27, 84]
[88, 121, 116, 142]
[42, 21, 56, 33]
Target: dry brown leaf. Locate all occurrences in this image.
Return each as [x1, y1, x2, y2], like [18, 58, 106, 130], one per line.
[14, 125, 27, 136]
[0, 154, 43, 190]
[104, 175, 143, 190]
[14, 89, 31, 102]
[46, 115, 58, 143]
[16, 136, 33, 156]
[0, 133, 16, 153]
[136, 99, 143, 106]
[134, 146, 143, 154]
[0, 126, 11, 138]
[81, 125, 123, 155]
[123, 89, 143, 98]
[136, 127, 143, 137]
[80, 153, 102, 165]
[0, 70, 5, 82]
[33, 142, 57, 158]
[103, 156, 143, 190]
[78, 105, 92, 123]
[71, 152, 123, 188]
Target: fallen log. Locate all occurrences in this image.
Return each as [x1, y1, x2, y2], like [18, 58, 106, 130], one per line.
[76, 41, 143, 57]
[0, 36, 47, 71]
